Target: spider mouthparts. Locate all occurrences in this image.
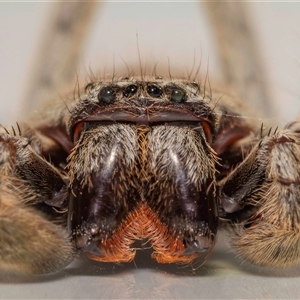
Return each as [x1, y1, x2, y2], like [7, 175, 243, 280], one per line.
[221, 193, 243, 213]
[182, 236, 212, 255]
[82, 240, 105, 256]
[74, 234, 105, 256]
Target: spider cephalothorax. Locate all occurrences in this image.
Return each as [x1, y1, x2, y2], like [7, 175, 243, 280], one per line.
[0, 77, 300, 274]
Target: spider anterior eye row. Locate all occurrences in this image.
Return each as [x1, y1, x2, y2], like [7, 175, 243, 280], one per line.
[147, 84, 163, 98]
[98, 86, 117, 104]
[170, 88, 186, 103]
[96, 83, 188, 103]
[124, 84, 138, 97]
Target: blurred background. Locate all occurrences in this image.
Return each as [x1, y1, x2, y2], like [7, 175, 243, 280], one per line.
[1, 1, 300, 125]
[0, 1, 300, 299]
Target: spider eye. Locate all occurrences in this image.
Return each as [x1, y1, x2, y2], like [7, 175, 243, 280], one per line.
[124, 84, 138, 97]
[98, 86, 116, 104]
[147, 84, 163, 98]
[170, 88, 186, 103]
[85, 82, 95, 93]
[190, 82, 199, 88]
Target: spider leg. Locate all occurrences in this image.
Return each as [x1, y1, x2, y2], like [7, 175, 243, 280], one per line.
[0, 127, 73, 274]
[219, 125, 300, 267]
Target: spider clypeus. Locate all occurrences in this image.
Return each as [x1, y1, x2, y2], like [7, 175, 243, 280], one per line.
[0, 75, 300, 275]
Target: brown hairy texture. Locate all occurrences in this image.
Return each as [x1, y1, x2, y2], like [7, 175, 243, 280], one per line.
[227, 131, 300, 267]
[0, 181, 73, 275]
[86, 203, 198, 264]
[0, 127, 72, 274]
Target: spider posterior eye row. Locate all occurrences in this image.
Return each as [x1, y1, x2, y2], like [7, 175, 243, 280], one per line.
[97, 83, 187, 105]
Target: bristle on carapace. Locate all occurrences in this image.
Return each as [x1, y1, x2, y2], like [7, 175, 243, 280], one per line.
[86, 203, 198, 264]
